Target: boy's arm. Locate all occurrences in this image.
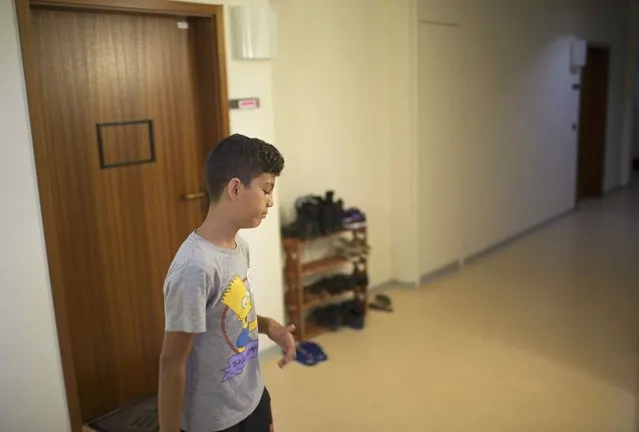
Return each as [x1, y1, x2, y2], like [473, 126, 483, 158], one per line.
[158, 331, 195, 432]
[160, 268, 208, 432]
[257, 315, 275, 335]
[257, 315, 296, 368]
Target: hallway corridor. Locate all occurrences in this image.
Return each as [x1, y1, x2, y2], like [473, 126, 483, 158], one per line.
[261, 181, 639, 431]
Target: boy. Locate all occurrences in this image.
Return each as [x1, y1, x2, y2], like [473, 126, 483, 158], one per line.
[158, 134, 295, 432]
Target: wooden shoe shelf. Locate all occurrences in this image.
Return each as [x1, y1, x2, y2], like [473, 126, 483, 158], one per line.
[282, 227, 369, 341]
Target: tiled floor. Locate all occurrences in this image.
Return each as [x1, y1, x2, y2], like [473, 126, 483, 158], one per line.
[260, 180, 639, 431]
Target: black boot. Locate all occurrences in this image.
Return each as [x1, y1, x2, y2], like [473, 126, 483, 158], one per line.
[334, 199, 345, 231]
[282, 195, 322, 239]
[318, 191, 335, 235]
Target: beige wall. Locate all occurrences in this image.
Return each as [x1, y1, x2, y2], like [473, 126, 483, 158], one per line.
[271, 0, 394, 286]
[385, 0, 420, 284]
[417, 19, 465, 274]
[270, 0, 419, 286]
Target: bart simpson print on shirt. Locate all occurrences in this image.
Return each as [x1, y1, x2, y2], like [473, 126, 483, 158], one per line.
[220, 275, 259, 382]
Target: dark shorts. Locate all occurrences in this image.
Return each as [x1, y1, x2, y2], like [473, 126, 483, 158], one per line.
[182, 388, 273, 432]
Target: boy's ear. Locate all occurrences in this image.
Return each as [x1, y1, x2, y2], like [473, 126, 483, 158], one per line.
[227, 178, 242, 201]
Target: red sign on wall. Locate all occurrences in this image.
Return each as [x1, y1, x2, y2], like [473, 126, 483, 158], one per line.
[229, 98, 260, 110]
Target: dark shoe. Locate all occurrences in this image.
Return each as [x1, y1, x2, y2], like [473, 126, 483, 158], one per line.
[351, 267, 368, 287]
[346, 314, 365, 330]
[282, 195, 323, 240]
[311, 306, 328, 325]
[334, 199, 345, 232]
[318, 191, 345, 235]
[324, 275, 354, 295]
[325, 304, 342, 329]
[342, 208, 366, 229]
[318, 191, 334, 235]
[341, 300, 365, 329]
[311, 305, 341, 330]
[296, 195, 322, 238]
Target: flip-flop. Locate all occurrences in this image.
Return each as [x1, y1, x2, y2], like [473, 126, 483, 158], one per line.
[299, 341, 328, 361]
[369, 302, 392, 312]
[295, 345, 318, 366]
[369, 294, 393, 312]
[375, 294, 392, 307]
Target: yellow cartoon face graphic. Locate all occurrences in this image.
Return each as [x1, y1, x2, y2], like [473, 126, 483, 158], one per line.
[221, 276, 258, 353]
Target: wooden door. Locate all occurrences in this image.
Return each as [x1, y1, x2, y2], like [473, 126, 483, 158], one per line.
[31, 8, 209, 421]
[576, 45, 610, 200]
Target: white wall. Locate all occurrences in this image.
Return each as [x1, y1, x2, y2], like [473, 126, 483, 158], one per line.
[417, 0, 630, 275]
[1, 1, 283, 430]
[271, 0, 393, 286]
[385, 0, 420, 284]
[417, 21, 465, 274]
[0, 2, 70, 431]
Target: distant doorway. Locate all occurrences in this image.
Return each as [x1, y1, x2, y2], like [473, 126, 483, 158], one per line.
[576, 44, 610, 201]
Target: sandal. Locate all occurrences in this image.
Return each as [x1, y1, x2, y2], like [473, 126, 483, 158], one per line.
[295, 345, 318, 366]
[369, 294, 393, 312]
[299, 341, 328, 362]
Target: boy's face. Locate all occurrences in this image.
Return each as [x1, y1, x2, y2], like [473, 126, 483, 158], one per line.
[235, 173, 276, 229]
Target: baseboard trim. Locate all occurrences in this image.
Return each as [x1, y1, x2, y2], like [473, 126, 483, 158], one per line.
[376, 208, 582, 292]
[369, 279, 417, 291]
[375, 191, 629, 293]
[602, 182, 627, 196]
[464, 209, 574, 266]
[420, 261, 462, 286]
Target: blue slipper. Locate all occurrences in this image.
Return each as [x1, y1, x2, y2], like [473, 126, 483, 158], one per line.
[299, 341, 328, 362]
[295, 345, 318, 366]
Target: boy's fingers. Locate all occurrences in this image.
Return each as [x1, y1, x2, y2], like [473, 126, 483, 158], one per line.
[285, 324, 296, 333]
[278, 356, 291, 368]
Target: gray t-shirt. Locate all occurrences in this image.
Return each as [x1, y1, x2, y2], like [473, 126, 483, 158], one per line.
[163, 232, 264, 432]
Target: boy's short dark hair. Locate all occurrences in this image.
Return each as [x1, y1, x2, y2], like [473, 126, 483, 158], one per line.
[205, 134, 285, 202]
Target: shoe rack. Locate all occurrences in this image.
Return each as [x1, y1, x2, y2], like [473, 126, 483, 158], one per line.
[282, 227, 369, 341]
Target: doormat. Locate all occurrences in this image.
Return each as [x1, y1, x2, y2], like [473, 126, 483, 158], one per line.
[88, 395, 158, 432]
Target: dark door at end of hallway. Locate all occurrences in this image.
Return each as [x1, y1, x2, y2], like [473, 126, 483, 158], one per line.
[576, 45, 610, 201]
[31, 8, 209, 422]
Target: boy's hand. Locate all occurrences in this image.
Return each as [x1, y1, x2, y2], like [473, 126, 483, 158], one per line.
[266, 320, 297, 368]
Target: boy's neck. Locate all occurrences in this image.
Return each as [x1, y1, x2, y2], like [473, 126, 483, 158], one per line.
[196, 205, 239, 249]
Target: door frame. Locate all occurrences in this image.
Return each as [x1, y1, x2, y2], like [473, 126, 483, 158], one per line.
[13, 1, 230, 430]
[575, 41, 611, 202]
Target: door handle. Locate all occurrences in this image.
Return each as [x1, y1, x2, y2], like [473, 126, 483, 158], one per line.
[183, 191, 207, 201]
